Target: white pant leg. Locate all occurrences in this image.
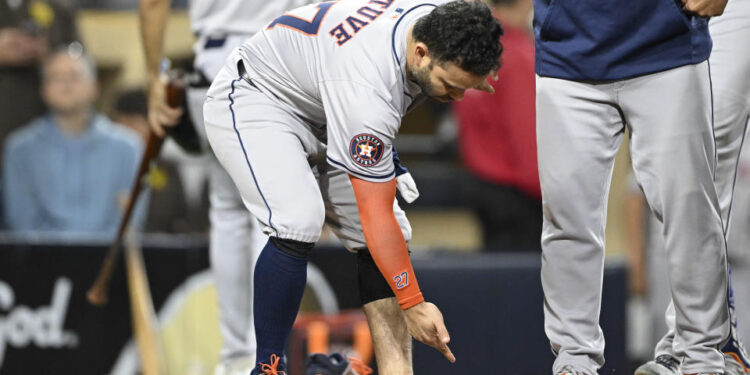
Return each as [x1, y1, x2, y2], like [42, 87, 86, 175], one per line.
[655, 303, 678, 360]
[205, 63, 329, 367]
[537, 75, 625, 373]
[623, 61, 729, 374]
[209, 161, 265, 363]
[731, 265, 750, 351]
[187, 84, 264, 364]
[707, 0, 750, 225]
[654, 0, 750, 361]
[204, 63, 326, 244]
[645, 225, 673, 352]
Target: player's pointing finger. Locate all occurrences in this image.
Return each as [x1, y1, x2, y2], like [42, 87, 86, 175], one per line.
[441, 343, 456, 363]
[433, 312, 455, 362]
[435, 318, 450, 344]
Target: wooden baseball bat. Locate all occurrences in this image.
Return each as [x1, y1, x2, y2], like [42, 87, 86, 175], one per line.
[125, 236, 167, 375]
[87, 75, 184, 306]
[86, 133, 165, 306]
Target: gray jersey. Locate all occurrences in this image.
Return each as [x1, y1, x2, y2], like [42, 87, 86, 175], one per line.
[190, 0, 312, 80]
[189, 0, 309, 36]
[237, 0, 446, 182]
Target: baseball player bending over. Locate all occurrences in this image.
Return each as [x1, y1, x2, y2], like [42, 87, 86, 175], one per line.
[203, 0, 502, 373]
[139, 0, 314, 373]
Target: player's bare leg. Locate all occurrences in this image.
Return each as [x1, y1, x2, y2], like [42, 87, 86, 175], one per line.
[364, 297, 413, 375]
[318, 165, 417, 372]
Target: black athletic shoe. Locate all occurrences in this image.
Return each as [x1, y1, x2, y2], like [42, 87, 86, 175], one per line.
[634, 354, 680, 375]
[250, 354, 286, 375]
[305, 353, 372, 375]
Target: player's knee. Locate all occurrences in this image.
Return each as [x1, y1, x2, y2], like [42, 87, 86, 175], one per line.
[357, 248, 396, 305]
[269, 236, 315, 259]
[290, 198, 326, 237]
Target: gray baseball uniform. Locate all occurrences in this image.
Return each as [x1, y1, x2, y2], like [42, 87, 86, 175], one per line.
[650, 0, 750, 367]
[537, 63, 729, 374]
[185, 0, 309, 370]
[203, 0, 444, 250]
[534, 1, 730, 373]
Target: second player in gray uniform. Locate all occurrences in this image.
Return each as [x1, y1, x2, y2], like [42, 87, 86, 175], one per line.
[204, 0, 502, 373]
[139, 0, 308, 374]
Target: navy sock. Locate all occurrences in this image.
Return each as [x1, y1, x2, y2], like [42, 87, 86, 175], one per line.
[253, 238, 309, 370]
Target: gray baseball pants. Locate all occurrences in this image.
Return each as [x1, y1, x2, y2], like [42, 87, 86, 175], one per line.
[537, 61, 730, 374]
[187, 83, 264, 367]
[655, 0, 750, 364]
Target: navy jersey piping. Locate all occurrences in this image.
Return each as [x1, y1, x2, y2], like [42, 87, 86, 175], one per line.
[327, 156, 396, 180]
[391, 3, 436, 101]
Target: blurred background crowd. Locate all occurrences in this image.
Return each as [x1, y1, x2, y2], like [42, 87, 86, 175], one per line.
[1, 0, 749, 373]
[0, 0, 557, 250]
[0, 0, 553, 250]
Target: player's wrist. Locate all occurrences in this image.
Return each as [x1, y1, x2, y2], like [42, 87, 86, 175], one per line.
[398, 291, 424, 310]
[147, 61, 169, 88]
[147, 71, 162, 85]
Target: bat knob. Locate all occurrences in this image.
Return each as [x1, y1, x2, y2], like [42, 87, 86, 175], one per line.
[87, 285, 109, 306]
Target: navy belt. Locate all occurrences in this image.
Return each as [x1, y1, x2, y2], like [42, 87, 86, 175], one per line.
[203, 35, 227, 49]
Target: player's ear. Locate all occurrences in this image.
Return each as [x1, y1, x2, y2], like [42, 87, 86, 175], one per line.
[415, 43, 429, 66]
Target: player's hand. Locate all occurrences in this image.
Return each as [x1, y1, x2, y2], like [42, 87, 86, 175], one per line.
[403, 301, 456, 363]
[147, 76, 183, 137]
[682, 0, 728, 17]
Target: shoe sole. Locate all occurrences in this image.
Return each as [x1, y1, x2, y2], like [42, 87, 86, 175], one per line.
[635, 363, 675, 375]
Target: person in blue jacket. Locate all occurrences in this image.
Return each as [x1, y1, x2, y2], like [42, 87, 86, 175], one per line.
[3, 48, 145, 236]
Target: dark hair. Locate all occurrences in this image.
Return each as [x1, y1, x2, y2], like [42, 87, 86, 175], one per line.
[412, 1, 504, 76]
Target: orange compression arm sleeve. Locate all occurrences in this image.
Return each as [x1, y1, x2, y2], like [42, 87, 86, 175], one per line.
[349, 175, 424, 309]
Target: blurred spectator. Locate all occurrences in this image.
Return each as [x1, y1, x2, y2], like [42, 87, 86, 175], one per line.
[112, 89, 206, 233]
[2, 50, 144, 235]
[622, 172, 667, 361]
[0, 0, 78, 153]
[452, 0, 537, 251]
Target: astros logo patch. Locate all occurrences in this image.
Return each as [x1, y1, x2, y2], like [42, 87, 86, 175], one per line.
[349, 133, 384, 167]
